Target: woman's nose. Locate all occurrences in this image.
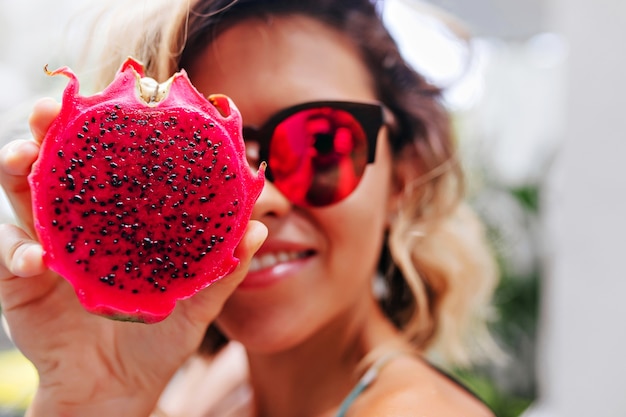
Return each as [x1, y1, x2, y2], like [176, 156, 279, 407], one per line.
[250, 176, 292, 220]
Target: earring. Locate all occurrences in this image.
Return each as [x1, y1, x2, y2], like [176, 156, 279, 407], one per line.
[372, 271, 390, 301]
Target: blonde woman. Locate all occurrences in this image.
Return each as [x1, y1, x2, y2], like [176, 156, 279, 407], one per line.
[0, 0, 498, 415]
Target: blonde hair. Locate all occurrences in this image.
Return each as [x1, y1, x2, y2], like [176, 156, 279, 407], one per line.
[389, 165, 498, 366]
[82, 0, 498, 367]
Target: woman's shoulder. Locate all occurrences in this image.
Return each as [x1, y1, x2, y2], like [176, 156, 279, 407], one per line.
[348, 355, 494, 417]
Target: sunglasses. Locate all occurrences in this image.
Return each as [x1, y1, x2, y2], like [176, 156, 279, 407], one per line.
[243, 100, 391, 207]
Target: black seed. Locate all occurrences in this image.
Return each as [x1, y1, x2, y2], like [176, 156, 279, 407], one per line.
[65, 243, 75, 253]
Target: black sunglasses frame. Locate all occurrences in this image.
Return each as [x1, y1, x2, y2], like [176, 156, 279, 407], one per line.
[242, 100, 387, 183]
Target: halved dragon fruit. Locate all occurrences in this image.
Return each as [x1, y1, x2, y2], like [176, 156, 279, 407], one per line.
[29, 57, 264, 323]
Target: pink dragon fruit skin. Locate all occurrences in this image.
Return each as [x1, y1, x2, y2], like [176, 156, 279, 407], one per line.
[29, 57, 265, 323]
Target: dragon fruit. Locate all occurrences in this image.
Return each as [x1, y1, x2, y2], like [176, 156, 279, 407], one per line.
[28, 57, 264, 323]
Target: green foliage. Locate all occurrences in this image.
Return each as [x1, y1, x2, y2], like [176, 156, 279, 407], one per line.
[454, 369, 535, 417]
[510, 185, 540, 213]
[457, 185, 541, 416]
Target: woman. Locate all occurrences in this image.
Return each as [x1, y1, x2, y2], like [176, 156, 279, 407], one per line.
[0, 0, 498, 415]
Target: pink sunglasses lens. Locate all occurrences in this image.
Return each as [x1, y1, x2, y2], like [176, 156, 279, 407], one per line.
[268, 107, 370, 207]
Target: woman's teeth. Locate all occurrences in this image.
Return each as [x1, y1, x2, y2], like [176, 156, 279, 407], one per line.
[249, 251, 307, 272]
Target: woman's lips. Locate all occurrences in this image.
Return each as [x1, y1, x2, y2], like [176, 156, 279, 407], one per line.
[239, 247, 315, 289]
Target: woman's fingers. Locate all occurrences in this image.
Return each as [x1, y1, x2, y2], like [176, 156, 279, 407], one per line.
[0, 98, 60, 235]
[0, 223, 47, 290]
[0, 139, 40, 235]
[233, 220, 268, 263]
[29, 98, 60, 144]
[0, 223, 55, 320]
[0, 224, 45, 278]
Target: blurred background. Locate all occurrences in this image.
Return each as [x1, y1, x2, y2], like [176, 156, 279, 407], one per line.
[0, 0, 625, 416]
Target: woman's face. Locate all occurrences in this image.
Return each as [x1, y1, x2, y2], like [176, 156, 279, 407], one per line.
[188, 15, 395, 353]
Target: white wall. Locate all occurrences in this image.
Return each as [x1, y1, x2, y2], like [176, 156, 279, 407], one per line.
[528, 0, 626, 415]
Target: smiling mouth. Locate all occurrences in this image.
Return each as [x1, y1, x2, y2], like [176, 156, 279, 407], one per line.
[249, 250, 313, 272]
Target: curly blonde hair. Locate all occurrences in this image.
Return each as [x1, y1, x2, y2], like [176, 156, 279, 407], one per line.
[82, 0, 498, 367]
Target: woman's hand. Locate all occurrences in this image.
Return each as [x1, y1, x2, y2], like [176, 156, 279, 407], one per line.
[0, 99, 267, 417]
